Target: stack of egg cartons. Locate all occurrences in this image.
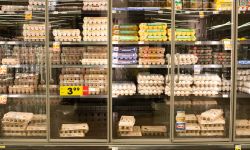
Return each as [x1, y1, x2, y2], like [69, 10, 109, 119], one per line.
[1, 112, 33, 137]
[112, 24, 139, 42]
[139, 46, 165, 65]
[60, 123, 89, 137]
[197, 109, 225, 136]
[83, 17, 107, 41]
[53, 29, 81, 42]
[236, 119, 250, 136]
[84, 68, 107, 95]
[28, 0, 45, 11]
[118, 116, 142, 137]
[166, 54, 198, 65]
[221, 78, 231, 92]
[189, 46, 213, 65]
[193, 74, 221, 96]
[1, 5, 27, 11]
[112, 47, 138, 65]
[112, 82, 136, 96]
[61, 47, 84, 65]
[169, 28, 196, 41]
[177, 114, 200, 136]
[139, 23, 168, 42]
[23, 24, 45, 41]
[81, 46, 107, 65]
[83, 0, 107, 11]
[26, 114, 47, 137]
[165, 74, 193, 96]
[137, 72, 164, 95]
[237, 69, 250, 94]
[59, 72, 84, 86]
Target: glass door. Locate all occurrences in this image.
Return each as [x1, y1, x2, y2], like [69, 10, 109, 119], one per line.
[235, 0, 250, 141]
[173, 0, 233, 142]
[48, 0, 108, 141]
[0, 0, 47, 141]
[111, 0, 171, 142]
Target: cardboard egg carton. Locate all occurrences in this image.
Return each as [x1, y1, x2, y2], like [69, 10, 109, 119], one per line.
[119, 126, 142, 137]
[236, 128, 250, 136]
[59, 74, 84, 81]
[81, 59, 107, 65]
[38, 84, 59, 93]
[23, 24, 45, 30]
[139, 47, 165, 54]
[2, 130, 27, 136]
[2, 58, 20, 65]
[26, 124, 47, 136]
[236, 120, 250, 128]
[86, 46, 107, 53]
[139, 23, 167, 30]
[83, 30, 107, 37]
[85, 68, 107, 74]
[197, 115, 225, 128]
[53, 29, 81, 37]
[83, 17, 108, 24]
[141, 126, 167, 136]
[60, 123, 89, 137]
[83, 1, 107, 11]
[177, 123, 200, 136]
[2, 122, 28, 131]
[30, 114, 46, 124]
[200, 109, 224, 122]
[2, 112, 33, 124]
[62, 68, 85, 74]
[200, 130, 224, 136]
[83, 36, 108, 42]
[185, 114, 197, 123]
[83, 24, 107, 31]
[139, 53, 164, 58]
[8, 85, 35, 94]
[83, 52, 107, 59]
[61, 47, 85, 54]
[84, 74, 107, 81]
[118, 116, 135, 132]
[192, 100, 218, 107]
[0, 86, 7, 94]
[139, 58, 165, 65]
[55, 36, 81, 42]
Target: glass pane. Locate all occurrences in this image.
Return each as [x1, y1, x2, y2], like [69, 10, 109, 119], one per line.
[173, 0, 232, 140]
[112, 0, 171, 139]
[0, 0, 46, 139]
[235, 0, 250, 139]
[49, 0, 108, 139]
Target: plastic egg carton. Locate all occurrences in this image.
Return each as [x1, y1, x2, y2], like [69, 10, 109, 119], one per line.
[83, 1, 107, 11]
[1, 5, 27, 11]
[83, 17, 108, 24]
[112, 82, 136, 96]
[81, 59, 107, 65]
[139, 58, 165, 65]
[61, 68, 85, 74]
[118, 116, 135, 132]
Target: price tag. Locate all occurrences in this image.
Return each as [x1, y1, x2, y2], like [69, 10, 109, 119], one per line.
[60, 86, 82, 96]
[25, 11, 32, 20]
[235, 145, 241, 150]
[222, 94, 229, 98]
[0, 145, 5, 149]
[194, 65, 202, 74]
[138, 41, 144, 44]
[53, 42, 60, 52]
[223, 39, 232, 50]
[0, 95, 7, 104]
[83, 86, 89, 95]
[0, 66, 7, 74]
[158, 10, 163, 14]
[195, 41, 202, 45]
[199, 11, 205, 18]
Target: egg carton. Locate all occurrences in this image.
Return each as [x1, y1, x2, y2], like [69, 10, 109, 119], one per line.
[2, 58, 20, 65]
[200, 126, 225, 131]
[119, 126, 142, 137]
[118, 115, 135, 130]
[193, 86, 221, 91]
[59, 130, 85, 137]
[141, 126, 167, 136]
[83, 2, 107, 11]
[166, 82, 193, 87]
[165, 90, 192, 96]
[139, 23, 167, 30]
[2, 112, 34, 123]
[238, 69, 250, 75]
[26, 125, 47, 137]
[2, 130, 27, 136]
[0, 86, 7, 94]
[236, 128, 250, 136]
[61, 47, 85, 54]
[81, 59, 107, 65]
[85, 46, 107, 53]
[28, 5, 45, 11]
[24, 36, 46, 41]
[200, 130, 224, 136]
[113, 24, 138, 30]
[38, 84, 59, 93]
[193, 80, 221, 86]
[29, 0, 46, 5]
[60, 123, 89, 134]
[23, 30, 45, 37]
[140, 35, 168, 42]
[53, 29, 81, 37]
[83, 52, 107, 59]
[30, 114, 46, 124]
[113, 52, 137, 60]
[83, 17, 108, 24]
[61, 68, 85, 74]
[9, 85, 35, 94]
[200, 109, 224, 122]
[138, 89, 164, 95]
[23, 24, 45, 30]
[113, 59, 137, 65]
[61, 54, 82, 60]
[169, 54, 198, 65]
[1, 5, 27, 11]
[14, 79, 38, 86]
[85, 68, 107, 74]
[139, 47, 165, 54]
[55, 36, 81, 42]
[193, 90, 219, 96]
[83, 31, 107, 36]
[139, 30, 167, 36]
[177, 123, 200, 136]
[236, 120, 250, 128]
[139, 53, 164, 58]
[83, 24, 107, 31]
[2, 123, 28, 131]
[185, 114, 198, 123]
[59, 74, 84, 81]
[84, 74, 107, 80]
[83, 36, 108, 41]
[168, 29, 195, 36]
[139, 58, 165, 65]
[192, 100, 218, 107]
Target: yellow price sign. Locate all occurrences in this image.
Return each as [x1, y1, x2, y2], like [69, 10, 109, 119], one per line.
[0, 66, 7, 74]
[53, 42, 60, 52]
[0, 145, 5, 149]
[60, 86, 82, 96]
[235, 145, 241, 150]
[25, 11, 32, 20]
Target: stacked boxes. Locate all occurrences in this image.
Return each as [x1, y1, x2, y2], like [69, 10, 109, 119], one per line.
[118, 116, 141, 136]
[141, 126, 167, 136]
[213, 52, 231, 65]
[83, 17, 108, 41]
[61, 47, 84, 65]
[166, 54, 198, 65]
[139, 47, 165, 65]
[60, 123, 89, 137]
[28, 0, 46, 11]
[83, 0, 107, 11]
[81, 46, 107, 65]
[53, 29, 81, 42]
[113, 24, 139, 42]
[139, 23, 168, 42]
[112, 82, 136, 96]
[236, 119, 250, 136]
[189, 46, 213, 65]
[137, 72, 164, 95]
[237, 69, 250, 94]
[112, 47, 138, 65]
[23, 24, 45, 41]
[169, 28, 196, 41]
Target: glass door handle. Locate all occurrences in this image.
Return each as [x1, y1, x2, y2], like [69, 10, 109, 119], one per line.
[166, 54, 171, 83]
[176, 53, 180, 83]
[40, 48, 45, 84]
[49, 53, 54, 84]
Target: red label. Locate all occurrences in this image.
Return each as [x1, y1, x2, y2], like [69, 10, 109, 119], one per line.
[82, 86, 89, 95]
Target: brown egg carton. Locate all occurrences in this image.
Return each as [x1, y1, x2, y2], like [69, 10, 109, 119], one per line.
[86, 46, 107, 53]
[0, 86, 7, 93]
[38, 84, 59, 93]
[8, 85, 35, 94]
[141, 126, 167, 136]
[14, 79, 38, 86]
[61, 47, 86, 54]
[139, 53, 164, 58]
[84, 74, 107, 80]
[61, 59, 82, 65]
[200, 130, 224, 136]
[139, 47, 165, 54]
[85, 68, 107, 74]
[61, 68, 85, 74]
[185, 114, 197, 123]
[139, 58, 165, 65]
[82, 52, 107, 59]
[119, 126, 142, 137]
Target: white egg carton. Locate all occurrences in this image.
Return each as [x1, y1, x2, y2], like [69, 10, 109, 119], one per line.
[83, 17, 108, 24]
[53, 29, 81, 37]
[83, 36, 108, 42]
[81, 59, 107, 65]
[112, 82, 136, 96]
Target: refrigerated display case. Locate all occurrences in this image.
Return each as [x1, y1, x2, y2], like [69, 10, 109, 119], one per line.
[0, 0, 249, 146]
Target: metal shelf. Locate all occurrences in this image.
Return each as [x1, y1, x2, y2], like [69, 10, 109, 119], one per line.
[52, 64, 107, 68]
[112, 41, 223, 45]
[0, 41, 44, 45]
[237, 92, 250, 98]
[60, 41, 107, 45]
[0, 94, 46, 98]
[51, 95, 108, 98]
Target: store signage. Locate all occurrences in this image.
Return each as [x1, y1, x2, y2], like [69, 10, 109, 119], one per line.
[194, 65, 201, 74]
[223, 39, 232, 50]
[0, 95, 7, 105]
[60, 86, 89, 96]
[0, 66, 7, 74]
[235, 145, 241, 150]
[0, 145, 5, 149]
[53, 42, 60, 52]
[25, 11, 32, 20]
